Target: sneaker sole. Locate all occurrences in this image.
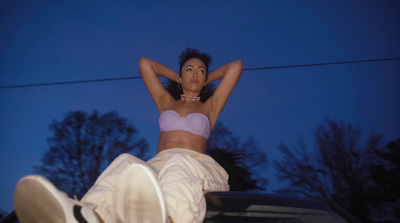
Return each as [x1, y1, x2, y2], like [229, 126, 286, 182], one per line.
[116, 164, 166, 223]
[14, 175, 66, 223]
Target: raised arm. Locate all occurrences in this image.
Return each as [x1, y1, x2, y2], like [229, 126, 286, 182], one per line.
[138, 57, 178, 111]
[208, 60, 243, 120]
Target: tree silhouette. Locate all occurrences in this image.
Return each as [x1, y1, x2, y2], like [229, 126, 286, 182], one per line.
[368, 139, 400, 220]
[274, 118, 382, 222]
[207, 123, 268, 191]
[0, 209, 6, 220]
[34, 110, 148, 199]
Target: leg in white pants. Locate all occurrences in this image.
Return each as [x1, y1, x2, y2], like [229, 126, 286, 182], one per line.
[81, 153, 157, 223]
[81, 149, 229, 223]
[149, 149, 229, 223]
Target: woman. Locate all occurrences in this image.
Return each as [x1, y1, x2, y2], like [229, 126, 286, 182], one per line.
[14, 48, 242, 223]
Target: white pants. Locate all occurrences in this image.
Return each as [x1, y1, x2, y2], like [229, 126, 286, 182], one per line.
[81, 148, 229, 223]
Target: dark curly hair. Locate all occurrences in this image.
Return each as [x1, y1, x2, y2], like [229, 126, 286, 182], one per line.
[166, 48, 215, 102]
[178, 48, 212, 77]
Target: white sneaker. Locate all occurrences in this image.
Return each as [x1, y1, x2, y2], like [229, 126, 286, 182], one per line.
[14, 175, 100, 223]
[116, 164, 167, 223]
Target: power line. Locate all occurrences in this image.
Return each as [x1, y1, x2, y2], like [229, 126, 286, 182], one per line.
[1, 57, 399, 89]
[1, 76, 141, 89]
[243, 57, 400, 71]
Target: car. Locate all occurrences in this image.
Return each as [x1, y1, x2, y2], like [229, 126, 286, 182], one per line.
[203, 191, 360, 223]
[1, 191, 359, 223]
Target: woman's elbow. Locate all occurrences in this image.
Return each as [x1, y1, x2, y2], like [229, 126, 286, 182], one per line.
[233, 60, 243, 70]
[138, 57, 149, 65]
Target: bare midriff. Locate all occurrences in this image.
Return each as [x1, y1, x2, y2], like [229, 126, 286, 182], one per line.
[157, 131, 208, 154]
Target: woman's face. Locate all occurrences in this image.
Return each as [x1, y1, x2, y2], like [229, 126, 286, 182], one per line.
[180, 58, 207, 94]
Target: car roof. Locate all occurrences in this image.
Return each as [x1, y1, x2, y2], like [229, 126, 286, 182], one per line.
[204, 191, 360, 223]
[205, 191, 331, 211]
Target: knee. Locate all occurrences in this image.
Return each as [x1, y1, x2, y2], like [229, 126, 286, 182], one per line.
[113, 153, 143, 165]
[114, 153, 132, 161]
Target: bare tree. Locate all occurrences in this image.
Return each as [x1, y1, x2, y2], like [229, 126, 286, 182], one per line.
[0, 209, 7, 220]
[34, 110, 148, 199]
[368, 139, 400, 220]
[207, 123, 268, 191]
[275, 118, 382, 222]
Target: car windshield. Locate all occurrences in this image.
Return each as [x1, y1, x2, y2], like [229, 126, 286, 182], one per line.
[204, 192, 349, 223]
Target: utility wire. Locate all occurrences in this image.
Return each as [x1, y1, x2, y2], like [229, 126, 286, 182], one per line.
[242, 57, 400, 71]
[1, 57, 399, 89]
[1, 77, 142, 89]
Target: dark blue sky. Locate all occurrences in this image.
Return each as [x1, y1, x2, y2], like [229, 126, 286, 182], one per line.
[1, 0, 399, 213]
